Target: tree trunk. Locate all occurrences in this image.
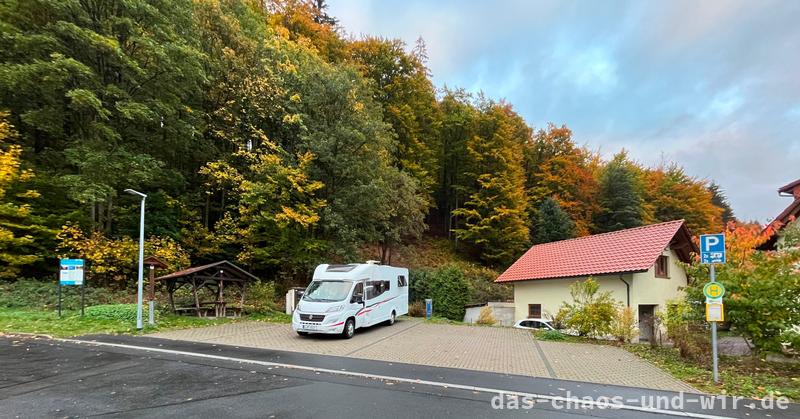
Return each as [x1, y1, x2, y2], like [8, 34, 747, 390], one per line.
[204, 194, 210, 229]
[105, 196, 113, 233]
[90, 201, 96, 231]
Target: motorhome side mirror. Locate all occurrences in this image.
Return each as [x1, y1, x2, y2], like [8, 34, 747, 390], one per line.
[351, 295, 364, 304]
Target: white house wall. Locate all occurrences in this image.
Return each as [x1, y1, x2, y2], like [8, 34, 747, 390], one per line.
[513, 273, 632, 321]
[512, 246, 688, 322]
[630, 247, 688, 308]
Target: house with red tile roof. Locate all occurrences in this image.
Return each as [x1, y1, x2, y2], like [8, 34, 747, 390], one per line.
[757, 178, 800, 251]
[496, 219, 698, 342]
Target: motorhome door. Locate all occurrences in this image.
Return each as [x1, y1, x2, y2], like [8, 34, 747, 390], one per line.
[351, 281, 365, 327]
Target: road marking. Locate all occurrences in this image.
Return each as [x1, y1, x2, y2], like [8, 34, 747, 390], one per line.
[61, 338, 732, 419]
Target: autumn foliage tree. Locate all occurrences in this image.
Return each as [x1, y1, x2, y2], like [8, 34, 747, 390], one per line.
[453, 101, 530, 267]
[0, 0, 742, 284]
[347, 37, 440, 197]
[0, 114, 52, 278]
[524, 124, 599, 236]
[684, 224, 800, 353]
[641, 164, 723, 234]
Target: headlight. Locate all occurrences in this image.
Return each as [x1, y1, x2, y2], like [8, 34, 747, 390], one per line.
[325, 304, 344, 313]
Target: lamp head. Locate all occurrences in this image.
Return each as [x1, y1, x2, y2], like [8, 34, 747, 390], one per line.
[124, 188, 147, 199]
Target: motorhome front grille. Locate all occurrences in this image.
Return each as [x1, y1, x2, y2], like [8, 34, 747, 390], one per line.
[299, 314, 325, 322]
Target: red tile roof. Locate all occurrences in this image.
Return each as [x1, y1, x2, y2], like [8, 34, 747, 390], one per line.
[496, 220, 696, 283]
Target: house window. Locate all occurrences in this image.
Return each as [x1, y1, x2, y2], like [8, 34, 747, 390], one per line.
[655, 255, 669, 278]
[528, 304, 542, 318]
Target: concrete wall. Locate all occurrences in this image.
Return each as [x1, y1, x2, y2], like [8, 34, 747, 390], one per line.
[511, 247, 689, 338]
[463, 302, 515, 326]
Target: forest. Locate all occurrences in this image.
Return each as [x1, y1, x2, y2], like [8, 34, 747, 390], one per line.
[0, 0, 735, 290]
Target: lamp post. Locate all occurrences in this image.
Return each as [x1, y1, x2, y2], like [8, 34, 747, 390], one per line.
[125, 188, 147, 329]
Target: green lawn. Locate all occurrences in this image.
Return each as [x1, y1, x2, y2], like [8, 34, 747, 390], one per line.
[0, 307, 290, 338]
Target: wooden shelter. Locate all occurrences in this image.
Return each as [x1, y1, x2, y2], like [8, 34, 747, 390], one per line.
[143, 255, 168, 302]
[156, 260, 259, 318]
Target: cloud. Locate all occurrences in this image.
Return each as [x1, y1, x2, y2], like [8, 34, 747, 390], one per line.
[329, 0, 800, 221]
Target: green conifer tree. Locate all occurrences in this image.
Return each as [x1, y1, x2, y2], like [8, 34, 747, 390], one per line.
[594, 152, 643, 232]
[533, 197, 575, 244]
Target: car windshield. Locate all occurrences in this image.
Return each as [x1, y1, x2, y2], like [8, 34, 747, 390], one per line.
[303, 280, 352, 302]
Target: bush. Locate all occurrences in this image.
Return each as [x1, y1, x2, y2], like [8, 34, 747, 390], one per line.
[0, 278, 130, 310]
[558, 278, 619, 337]
[535, 329, 566, 341]
[410, 265, 472, 321]
[457, 263, 512, 304]
[683, 223, 800, 354]
[408, 300, 425, 317]
[660, 299, 710, 362]
[85, 304, 150, 322]
[612, 307, 638, 343]
[247, 280, 279, 313]
[476, 305, 496, 325]
[552, 307, 569, 330]
[57, 224, 190, 288]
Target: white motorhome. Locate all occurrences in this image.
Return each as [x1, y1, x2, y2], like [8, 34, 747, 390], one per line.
[292, 262, 409, 339]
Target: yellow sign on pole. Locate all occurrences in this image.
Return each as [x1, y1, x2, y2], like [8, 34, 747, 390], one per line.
[706, 303, 724, 322]
[703, 282, 725, 299]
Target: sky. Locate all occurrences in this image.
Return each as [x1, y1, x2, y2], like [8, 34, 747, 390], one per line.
[328, 0, 800, 223]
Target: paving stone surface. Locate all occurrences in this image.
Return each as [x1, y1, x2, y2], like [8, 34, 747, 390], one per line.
[148, 318, 695, 392]
[537, 340, 696, 391]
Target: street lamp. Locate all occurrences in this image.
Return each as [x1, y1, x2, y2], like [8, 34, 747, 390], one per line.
[125, 188, 147, 330]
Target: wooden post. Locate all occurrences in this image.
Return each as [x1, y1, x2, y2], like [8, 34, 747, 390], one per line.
[148, 265, 156, 301]
[192, 277, 200, 317]
[239, 282, 246, 318]
[167, 281, 175, 312]
[57, 274, 62, 318]
[218, 279, 225, 318]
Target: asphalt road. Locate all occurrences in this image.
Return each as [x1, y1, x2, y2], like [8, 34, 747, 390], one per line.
[0, 334, 796, 418]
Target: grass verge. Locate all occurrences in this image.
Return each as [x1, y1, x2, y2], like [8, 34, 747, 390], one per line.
[625, 344, 800, 401]
[0, 307, 289, 338]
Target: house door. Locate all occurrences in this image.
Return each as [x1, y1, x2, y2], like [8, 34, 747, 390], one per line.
[638, 305, 657, 342]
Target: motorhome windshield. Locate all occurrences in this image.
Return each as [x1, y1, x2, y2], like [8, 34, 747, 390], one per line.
[303, 280, 352, 302]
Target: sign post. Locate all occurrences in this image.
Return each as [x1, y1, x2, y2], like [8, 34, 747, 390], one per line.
[425, 298, 432, 320]
[59, 259, 85, 316]
[700, 233, 726, 384]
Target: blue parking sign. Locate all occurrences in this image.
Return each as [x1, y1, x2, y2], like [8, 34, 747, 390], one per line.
[700, 234, 726, 264]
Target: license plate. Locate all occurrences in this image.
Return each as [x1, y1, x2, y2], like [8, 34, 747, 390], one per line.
[302, 323, 318, 331]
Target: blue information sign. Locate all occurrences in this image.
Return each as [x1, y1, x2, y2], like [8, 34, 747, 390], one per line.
[699, 234, 726, 264]
[59, 259, 85, 285]
[425, 298, 432, 319]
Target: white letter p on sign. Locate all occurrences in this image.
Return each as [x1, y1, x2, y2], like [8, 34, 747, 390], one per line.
[705, 236, 719, 251]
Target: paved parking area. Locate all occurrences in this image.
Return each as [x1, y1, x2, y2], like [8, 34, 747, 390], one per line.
[148, 318, 695, 392]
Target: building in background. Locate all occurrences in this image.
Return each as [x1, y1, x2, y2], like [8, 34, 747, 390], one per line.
[758, 178, 800, 251]
[496, 220, 697, 342]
